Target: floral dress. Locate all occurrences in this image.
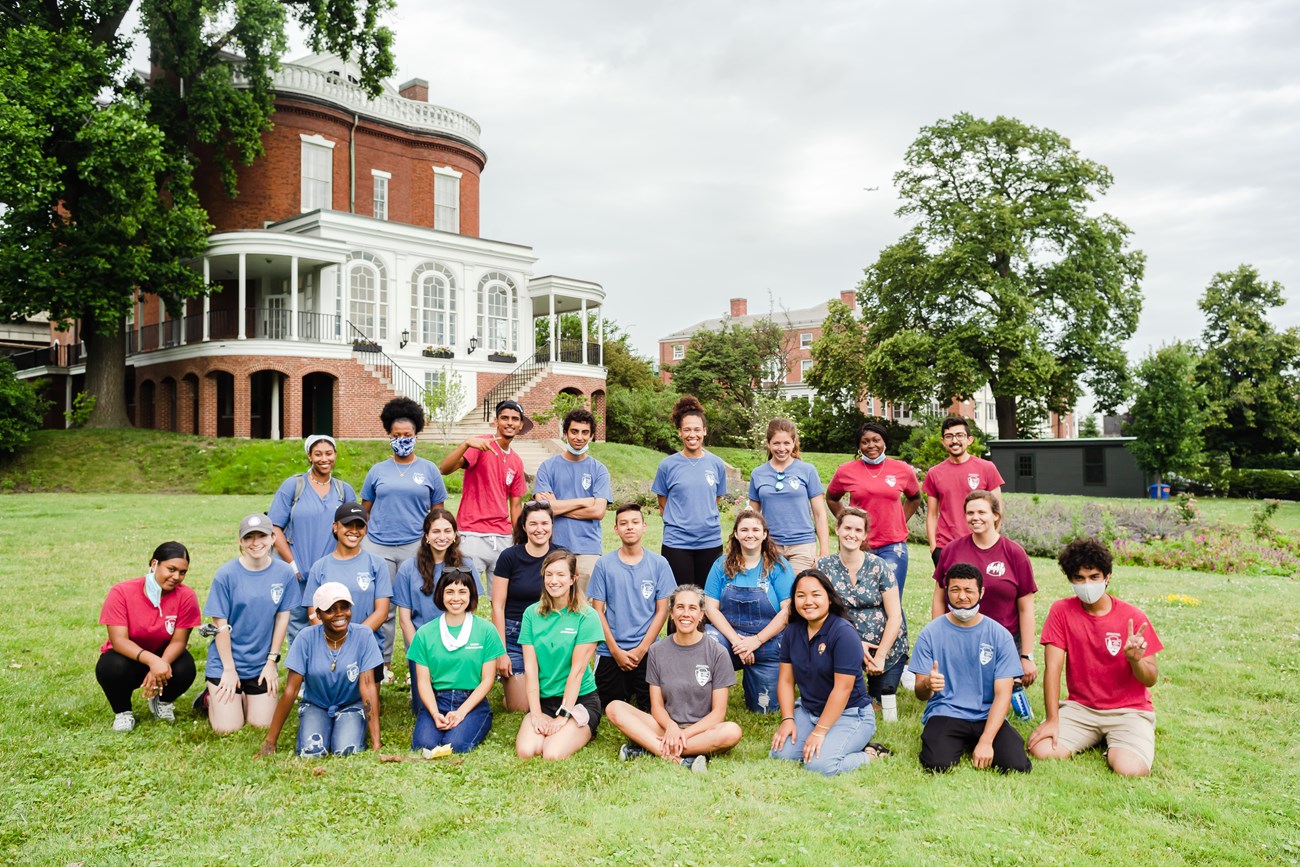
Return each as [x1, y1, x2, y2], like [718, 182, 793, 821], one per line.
[816, 553, 909, 669]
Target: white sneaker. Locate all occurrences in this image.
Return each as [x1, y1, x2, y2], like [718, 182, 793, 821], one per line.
[148, 697, 176, 723]
[382, 666, 395, 685]
[684, 755, 707, 773]
[112, 711, 136, 732]
[900, 668, 916, 692]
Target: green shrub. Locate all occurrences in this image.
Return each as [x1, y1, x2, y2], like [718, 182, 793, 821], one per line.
[63, 391, 95, 428]
[0, 359, 49, 457]
[1227, 468, 1300, 500]
[605, 386, 678, 453]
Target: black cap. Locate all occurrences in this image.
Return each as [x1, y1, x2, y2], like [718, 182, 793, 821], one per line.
[334, 502, 367, 525]
[494, 399, 534, 435]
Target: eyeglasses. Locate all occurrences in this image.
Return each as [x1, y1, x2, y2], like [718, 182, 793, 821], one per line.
[942, 433, 968, 442]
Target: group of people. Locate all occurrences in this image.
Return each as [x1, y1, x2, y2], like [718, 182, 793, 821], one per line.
[96, 397, 1163, 777]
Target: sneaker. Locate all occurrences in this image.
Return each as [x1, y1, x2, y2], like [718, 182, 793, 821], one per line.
[619, 743, 647, 762]
[900, 668, 916, 692]
[148, 697, 176, 723]
[683, 755, 707, 773]
[112, 711, 136, 733]
[192, 689, 210, 719]
[382, 666, 395, 685]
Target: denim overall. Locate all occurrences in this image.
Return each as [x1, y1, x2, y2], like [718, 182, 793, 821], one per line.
[706, 581, 782, 713]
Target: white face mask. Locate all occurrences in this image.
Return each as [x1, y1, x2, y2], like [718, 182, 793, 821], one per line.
[1073, 581, 1107, 604]
[564, 440, 589, 456]
[948, 602, 980, 622]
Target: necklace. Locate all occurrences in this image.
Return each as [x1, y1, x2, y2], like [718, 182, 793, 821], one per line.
[325, 630, 347, 671]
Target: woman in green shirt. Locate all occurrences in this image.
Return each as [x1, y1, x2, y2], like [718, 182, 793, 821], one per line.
[516, 550, 604, 760]
[407, 568, 503, 754]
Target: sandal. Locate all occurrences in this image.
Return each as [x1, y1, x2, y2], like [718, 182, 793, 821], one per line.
[865, 742, 892, 759]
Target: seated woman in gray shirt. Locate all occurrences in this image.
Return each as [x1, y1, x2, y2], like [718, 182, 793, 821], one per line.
[605, 585, 742, 772]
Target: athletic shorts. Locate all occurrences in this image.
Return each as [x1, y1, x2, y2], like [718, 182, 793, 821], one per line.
[1056, 700, 1156, 769]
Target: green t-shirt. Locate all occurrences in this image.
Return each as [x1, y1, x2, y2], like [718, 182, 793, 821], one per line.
[407, 615, 505, 691]
[518, 603, 603, 699]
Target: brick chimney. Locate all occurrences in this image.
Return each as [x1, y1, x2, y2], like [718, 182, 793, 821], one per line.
[399, 78, 429, 102]
[840, 290, 857, 309]
[730, 297, 748, 317]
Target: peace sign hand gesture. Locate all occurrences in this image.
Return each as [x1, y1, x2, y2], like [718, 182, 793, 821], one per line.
[1123, 619, 1149, 664]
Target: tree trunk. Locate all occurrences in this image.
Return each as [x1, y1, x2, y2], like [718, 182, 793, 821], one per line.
[994, 393, 1018, 439]
[83, 310, 132, 428]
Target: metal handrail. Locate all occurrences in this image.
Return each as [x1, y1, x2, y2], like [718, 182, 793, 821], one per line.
[480, 344, 550, 421]
[345, 320, 425, 402]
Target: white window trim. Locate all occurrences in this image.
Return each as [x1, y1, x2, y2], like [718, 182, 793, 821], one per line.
[432, 165, 463, 179]
[799, 332, 814, 348]
[672, 344, 685, 360]
[300, 133, 336, 149]
[370, 168, 391, 179]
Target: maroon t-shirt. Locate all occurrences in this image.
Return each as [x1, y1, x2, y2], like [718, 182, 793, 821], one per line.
[933, 535, 1036, 642]
[922, 456, 1005, 548]
[99, 577, 201, 655]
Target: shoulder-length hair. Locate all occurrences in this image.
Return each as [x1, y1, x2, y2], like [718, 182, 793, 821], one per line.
[434, 567, 479, 613]
[537, 549, 584, 615]
[788, 569, 850, 626]
[417, 508, 463, 596]
[513, 500, 554, 546]
[724, 509, 783, 580]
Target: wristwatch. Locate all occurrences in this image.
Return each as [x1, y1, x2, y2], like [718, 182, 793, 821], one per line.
[556, 707, 572, 719]
[1020, 654, 1032, 661]
[267, 652, 282, 663]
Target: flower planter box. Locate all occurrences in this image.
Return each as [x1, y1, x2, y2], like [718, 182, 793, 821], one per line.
[352, 340, 381, 353]
[488, 353, 517, 364]
[423, 349, 454, 359]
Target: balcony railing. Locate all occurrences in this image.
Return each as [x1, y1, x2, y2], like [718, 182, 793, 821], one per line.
[8, 343, 83, 370]
[127, 308, 346, 355]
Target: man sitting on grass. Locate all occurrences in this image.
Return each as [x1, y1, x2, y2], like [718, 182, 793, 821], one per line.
[910, 563, 1031, 773]
[1029, 537, 1163, 777]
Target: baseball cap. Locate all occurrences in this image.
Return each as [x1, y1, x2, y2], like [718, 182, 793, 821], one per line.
[312, 582, 353, 612]
[494, 399, 534, 436]
[334, 502, 367, 525]
[239, 514, 272, 539]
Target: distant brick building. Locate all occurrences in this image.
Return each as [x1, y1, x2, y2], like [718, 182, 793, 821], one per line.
[15, 53, 607, 440]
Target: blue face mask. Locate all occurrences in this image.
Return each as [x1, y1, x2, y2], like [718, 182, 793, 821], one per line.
[391, 436, 416, 458]
[144, 569, 163, 611]
[564, 440, 589, 456]
[858, 452, 886, 466]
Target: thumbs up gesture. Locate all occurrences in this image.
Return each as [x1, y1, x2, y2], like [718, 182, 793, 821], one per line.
[1123, 619, 1148, 663]
[928, 660, 945, 693]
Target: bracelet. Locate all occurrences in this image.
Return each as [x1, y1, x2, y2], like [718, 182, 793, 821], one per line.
[781, 717, 794, 723]
[813, 724, 829, 732]
[135, 649, 145, 662]
[1020, 654, 1032, 660]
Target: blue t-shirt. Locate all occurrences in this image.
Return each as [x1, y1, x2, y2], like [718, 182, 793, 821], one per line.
[392, 557, 483, 632]
[909, 615, 1023, 723]
[586, 550, 676, 656]
[651, 452, 728, 549]
[268, 474, 357, 576]
[747, 460, 824, 546]
[300, 551, 392, 654]
[286, 623, 383, 710]
[779, 614, 870, 716]
[359, 457, 448, 545]
[204, 558, 296, 679]
[703, 557, 795, 613]
[533, 454, 613, 555]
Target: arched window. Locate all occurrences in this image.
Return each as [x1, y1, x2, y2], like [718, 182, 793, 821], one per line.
[477, 272, 518, 353]
[347, 252, 387, 341]
[411, 262, 456, 348]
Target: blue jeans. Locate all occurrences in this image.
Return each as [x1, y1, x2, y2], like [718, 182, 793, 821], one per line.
[502, 618, 524, 674]
[870, 541, 909, 600]
[296, 700, 368, 757]
[412, 688, 493, 753]
[770, 701, 877, 776]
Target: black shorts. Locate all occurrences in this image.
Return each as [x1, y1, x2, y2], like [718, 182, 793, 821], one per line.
[206, 675, 270, 696]
[539, 691, 602, 738]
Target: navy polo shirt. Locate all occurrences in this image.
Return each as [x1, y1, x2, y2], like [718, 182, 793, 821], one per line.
[780, 614, 870, 716]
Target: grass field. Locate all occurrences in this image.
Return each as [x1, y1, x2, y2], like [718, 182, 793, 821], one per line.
[2, 493, 1298, 865]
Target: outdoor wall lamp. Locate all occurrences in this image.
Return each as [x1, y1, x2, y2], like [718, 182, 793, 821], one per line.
[400, 329, 410, 349]
[468, 336, 479, 354]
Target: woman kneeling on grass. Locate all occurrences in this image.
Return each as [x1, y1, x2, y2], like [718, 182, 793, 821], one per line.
[606, 585, 742, 772]
[97, 542, 200, 732]
[516, 550, 604, 761]
[257, 582, 382, 758]
[407, 568, 503, 755]
[771, 569, 889, 775]
[202, 514, 295, 734]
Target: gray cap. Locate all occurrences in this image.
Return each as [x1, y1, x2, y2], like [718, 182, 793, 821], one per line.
[239, 513, 273, 539]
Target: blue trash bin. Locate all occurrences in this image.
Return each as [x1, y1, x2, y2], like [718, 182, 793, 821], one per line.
[1148, 483, 1170, 500]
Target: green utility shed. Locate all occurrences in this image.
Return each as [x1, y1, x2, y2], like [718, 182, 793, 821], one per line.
[987, 437, 1148, 498]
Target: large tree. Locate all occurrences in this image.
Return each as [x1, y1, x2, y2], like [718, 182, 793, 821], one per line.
[0, 1, 393, 427]
[1195, 265, 1300, 466]
[667, 318, 785, 446]
[812, 113, 1145, 437]
[1125, 342, 1206, 485]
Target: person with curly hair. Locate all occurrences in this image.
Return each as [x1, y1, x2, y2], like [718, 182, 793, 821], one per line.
[652, 395, 728, 587]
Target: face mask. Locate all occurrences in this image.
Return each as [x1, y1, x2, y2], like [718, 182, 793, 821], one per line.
[1073, 581, 1107, 605]
[948, 602, 980, 622]
[144, 570, 163, 611]
[390, 436, 416, 458]
[564, 440, 589, 456]
[858, 452, 886, 466]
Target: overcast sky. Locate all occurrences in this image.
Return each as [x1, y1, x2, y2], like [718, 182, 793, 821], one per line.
[138, 1, 1300, 404]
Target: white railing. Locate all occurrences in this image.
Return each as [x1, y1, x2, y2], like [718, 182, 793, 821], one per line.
[231, 63, 482, 147]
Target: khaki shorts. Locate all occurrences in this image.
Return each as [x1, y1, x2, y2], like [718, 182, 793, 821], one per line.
[1057, 700, 1156, 769]
[778, 542, 819, 575]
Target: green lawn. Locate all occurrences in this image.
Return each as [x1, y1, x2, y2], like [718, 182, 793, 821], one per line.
[2, 494, 1297, 864]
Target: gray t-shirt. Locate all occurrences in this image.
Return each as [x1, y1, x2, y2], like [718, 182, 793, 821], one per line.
[645, 636, 737, 725]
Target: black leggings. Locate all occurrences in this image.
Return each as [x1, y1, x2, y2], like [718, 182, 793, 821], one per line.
[660, 544, 723, 587]
[96, 649, 197, 714]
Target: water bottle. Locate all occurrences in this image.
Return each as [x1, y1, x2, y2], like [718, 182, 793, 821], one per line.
[1010, 684, 1034, 721]
[880, 694, 898, 722]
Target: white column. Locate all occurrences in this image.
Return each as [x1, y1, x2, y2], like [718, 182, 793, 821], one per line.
[270, 375, 281, 440]
[202, 258, 211, 341]
[290, 256, 300, 341]
[548, 292, 556, 362]
[580, 299, 588, 365]
[597, 306, 604, 365]
[237, 253, 247, 339]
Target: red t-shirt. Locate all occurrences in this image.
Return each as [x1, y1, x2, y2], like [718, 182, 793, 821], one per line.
[98, 577, 201, 655]
[826, 458, 920, 548]
[934, 534, 1036, 642]
[459, 437, 527, 535]
[922, 455, 1005, 548]
[1040, 595, 1163, 712]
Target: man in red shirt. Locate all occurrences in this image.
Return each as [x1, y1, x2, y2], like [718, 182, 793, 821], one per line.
[922, 416, 1003, 565]
[1029, 537, 1163, 777]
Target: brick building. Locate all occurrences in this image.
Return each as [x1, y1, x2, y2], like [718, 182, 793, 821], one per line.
[14, 52, 607, 440]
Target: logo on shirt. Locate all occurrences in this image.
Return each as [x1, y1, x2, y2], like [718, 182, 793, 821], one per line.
[505, 469, 517, 486]
[705, 469, 718, 487]
[561, 627, 577, 636]
[979, 642, 994, 665]
[164, 615, 177, 635]
[817, 642, 827, 655]
[885, 474, 897, 488]
[695, 664, 711, 686]
[641, 579, 654, 600]
[986, 561, 1006, 577]
[346, 661, 359, 683]
[967, 473, 981, 490]
[788, 475, 801, 491]
[357, 571, 372, 591]
[582, 473, 592, 491]
[1105, 632, 1122, 656]
[413, 472, 426, 486]
[271, 583, 285, 604]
